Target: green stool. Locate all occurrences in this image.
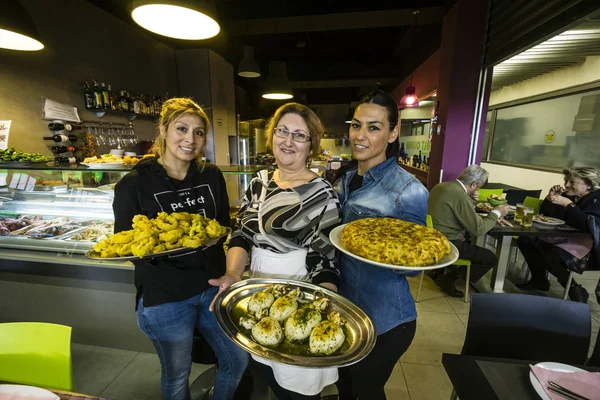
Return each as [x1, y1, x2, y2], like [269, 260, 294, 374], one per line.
[0, 322, 74, 391]
[418, 216, 472, 303]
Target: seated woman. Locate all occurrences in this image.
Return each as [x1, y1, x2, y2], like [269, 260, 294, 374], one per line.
[517, 167, 600, 303]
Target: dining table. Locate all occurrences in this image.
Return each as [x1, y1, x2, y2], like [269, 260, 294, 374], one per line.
[476, 220, 591, 292]
[442, 353, 600, 400]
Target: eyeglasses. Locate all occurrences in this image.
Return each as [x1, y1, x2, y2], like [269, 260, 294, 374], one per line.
[273, 127, 311, 143]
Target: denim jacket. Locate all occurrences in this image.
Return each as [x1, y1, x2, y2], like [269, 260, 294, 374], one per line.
[335, 157, 429, 335]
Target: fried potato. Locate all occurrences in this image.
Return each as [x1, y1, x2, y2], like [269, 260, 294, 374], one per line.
[94, 212, 228, 258]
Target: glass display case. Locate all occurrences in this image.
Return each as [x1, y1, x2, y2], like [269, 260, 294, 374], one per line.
[0, 163, 263, 268]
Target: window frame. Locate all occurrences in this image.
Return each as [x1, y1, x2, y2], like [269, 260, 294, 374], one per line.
[483, 79, 600, 172]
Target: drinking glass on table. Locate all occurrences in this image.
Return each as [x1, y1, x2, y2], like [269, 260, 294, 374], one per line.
[515, 203, 525, 223]
[521, 207, 534, 227]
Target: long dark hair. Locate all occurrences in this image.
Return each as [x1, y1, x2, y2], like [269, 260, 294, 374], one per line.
[328, 90, 399, 184]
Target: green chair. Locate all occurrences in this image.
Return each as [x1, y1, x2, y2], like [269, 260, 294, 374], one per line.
[523, 196, 543, 213]
[0, 322, 74, 391]
[478, 188, 504, 202]
[416, 216, 472, 303]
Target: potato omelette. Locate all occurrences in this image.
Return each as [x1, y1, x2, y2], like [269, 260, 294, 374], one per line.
[340, 218, 451, 266]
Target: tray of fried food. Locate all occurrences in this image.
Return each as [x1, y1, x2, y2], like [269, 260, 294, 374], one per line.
[86, 212, 230, 260]
[213, 279, 376, 368]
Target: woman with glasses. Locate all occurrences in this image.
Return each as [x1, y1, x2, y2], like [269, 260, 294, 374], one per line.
[333, 90, 428, 400]
[517, 166, 600, 303]
[209, 103, 342, 399]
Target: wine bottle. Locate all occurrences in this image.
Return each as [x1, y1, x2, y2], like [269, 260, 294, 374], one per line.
[48, 122, 80, 131]
[44, 134, 78, 143]
[51, 145, 78, 154]
[101, 82, 110, 110]
[54, 156, 80, 165]
[83, 81, 94, 109]
[108, 84, 117, 111]
[92, 79, 103, 109]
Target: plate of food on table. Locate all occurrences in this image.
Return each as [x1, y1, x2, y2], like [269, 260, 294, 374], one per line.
[533, 215, 565, 226]
[213, 278, 376, 368]
[85, 211, 230, 260]
[329, 217, 459, 271]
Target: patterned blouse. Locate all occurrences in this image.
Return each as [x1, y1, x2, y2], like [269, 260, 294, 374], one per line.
[229, 170, 342, 285]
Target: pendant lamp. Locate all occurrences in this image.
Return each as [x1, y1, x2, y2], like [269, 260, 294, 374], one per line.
[262, 61, 293, 100]
[399, 74, 419, 109]
[0, 2, 44, 51]
[131, 0, 220, 40]
[345, 107, 355, 124]
[238, 46, 260, 78]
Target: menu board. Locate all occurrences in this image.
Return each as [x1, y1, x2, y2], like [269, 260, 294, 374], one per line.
[41, 97, 81, 122]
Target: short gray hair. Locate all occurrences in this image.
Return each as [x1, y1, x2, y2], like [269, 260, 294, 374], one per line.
[457, 165, 489, 187]
[563, 166, 600, 192]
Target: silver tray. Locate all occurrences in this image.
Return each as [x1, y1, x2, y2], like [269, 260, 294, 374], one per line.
[85, 228, 230, 261]
[214, 278, 376, 368]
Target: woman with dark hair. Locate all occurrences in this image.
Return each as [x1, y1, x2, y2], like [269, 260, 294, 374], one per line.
[517, 166, 600, 303]
[333, 90, 429, 400]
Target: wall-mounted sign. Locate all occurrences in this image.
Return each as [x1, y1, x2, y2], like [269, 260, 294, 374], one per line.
[544, 130, 556, 144]
[41, 97, 80, 122]
[0, 120, 11, 150]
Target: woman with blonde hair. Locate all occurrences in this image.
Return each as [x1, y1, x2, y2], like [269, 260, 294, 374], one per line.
[517, 166, 600, 303]
[113, 97, 248, 400]
[210, 102, 342, 399]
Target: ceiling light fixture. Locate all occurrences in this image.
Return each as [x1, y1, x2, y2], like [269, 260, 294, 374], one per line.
[262, 61, 293, 100]
[399, 73, 420, 109]
[345, 107, 355, 124]
[131, 0, 220, 40]
[238, 46, 260, 78]
[0, 2, 44, 51]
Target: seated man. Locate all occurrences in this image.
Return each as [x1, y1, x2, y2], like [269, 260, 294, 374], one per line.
[427, 165, 509, 297]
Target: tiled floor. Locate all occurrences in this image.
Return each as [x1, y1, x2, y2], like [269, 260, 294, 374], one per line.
[70, 268, 600, 400]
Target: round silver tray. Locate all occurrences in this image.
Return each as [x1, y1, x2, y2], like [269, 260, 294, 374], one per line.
[214, 278, 376, 368]
[330, 223, 459, 271]
[85, 228, 230, 261]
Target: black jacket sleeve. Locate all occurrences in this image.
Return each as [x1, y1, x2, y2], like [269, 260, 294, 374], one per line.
[112, 173, 141, 233]
[565, 193, 600, 232]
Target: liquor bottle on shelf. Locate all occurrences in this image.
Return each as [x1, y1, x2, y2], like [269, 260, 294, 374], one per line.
[108, 84, 117, 111]
[119, 90, 128, 112]
[83, 81, 94, 109]
[92, 79, 103, 109]
[127, 91, 134, 113]
[51, 145, 78, 154]
[48, 122, 81, 131]
[418, 151, 422, 169]
[44, 134, 78, 143]
[54, 156, 81, 165]
[101, 82, 110, 110]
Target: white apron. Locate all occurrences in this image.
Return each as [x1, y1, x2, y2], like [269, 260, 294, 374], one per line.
[250, 246, 338, 396]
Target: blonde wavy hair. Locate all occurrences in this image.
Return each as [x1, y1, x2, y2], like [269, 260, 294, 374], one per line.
[150, 97, 210, 166]
[562, 167, 600, 192]
[265, 103, 324, 159]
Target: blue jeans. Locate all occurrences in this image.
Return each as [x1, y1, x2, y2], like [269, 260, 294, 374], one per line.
[137, 287, 249, 400]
